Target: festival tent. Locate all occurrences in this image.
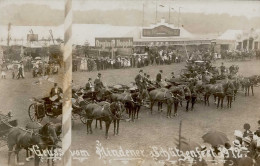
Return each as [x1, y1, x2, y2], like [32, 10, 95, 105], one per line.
[72, 24, 139, 46]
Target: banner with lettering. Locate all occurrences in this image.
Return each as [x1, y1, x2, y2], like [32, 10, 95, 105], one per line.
[95, 38, 133, 49]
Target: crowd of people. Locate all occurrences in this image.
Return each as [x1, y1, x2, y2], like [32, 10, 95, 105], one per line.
[32, 62, 60, 78]
[221, 49, 257, 60]
[72, 47, 260, 73]
[0, 57, 60, 79]
[0, 62, 25, 79]
[222, 121, 260, 165]
[72, 48, 187, 72]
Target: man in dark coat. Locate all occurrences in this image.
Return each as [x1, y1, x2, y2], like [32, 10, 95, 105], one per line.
[94, 73, 104, 92]
[85, 78, 94, 91]
[135, 70, 144, 92]
[50, 83, 63, 101]
[156, 70, 163, 87]
[220, 62, 226, 76]
[17, 66, 24, 79]
[49, 83, 63, 115]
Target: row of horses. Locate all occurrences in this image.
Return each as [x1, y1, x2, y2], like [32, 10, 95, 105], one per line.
[72, 73, 260, 140]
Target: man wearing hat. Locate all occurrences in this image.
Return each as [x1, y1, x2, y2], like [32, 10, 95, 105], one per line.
[135, 70, 144, 92]
[171, 72, 175, 79]
[220, 62, 226, 76]
[156, 70, 163, 87]
[243, 123, 253, 138]
[50, 83, 63, 100]
[49, 83, 63, 115]
[94, 73, 105, 92]
[142, 73, 148, 90]
[85, 78, 94, 91]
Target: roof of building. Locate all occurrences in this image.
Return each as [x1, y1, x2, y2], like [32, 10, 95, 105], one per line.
[217, 30, 243, 41]
[217, 29, 260, 41]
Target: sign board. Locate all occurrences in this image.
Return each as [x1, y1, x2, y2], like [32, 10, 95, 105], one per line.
[133, 40, 211, 46]
[95, 38, 133, 48]
[27, 34, 38, 42]
[143, 25, 180, 37]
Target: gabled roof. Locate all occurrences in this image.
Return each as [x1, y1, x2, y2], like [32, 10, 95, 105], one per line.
[217, 30, 243, 40]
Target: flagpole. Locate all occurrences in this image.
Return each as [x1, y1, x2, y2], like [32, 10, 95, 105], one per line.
[142, 3, 144, 27]
[155, 0, 157, 23]
[169, 5, 170, 24]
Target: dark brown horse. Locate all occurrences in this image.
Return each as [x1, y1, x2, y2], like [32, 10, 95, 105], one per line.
[7, 122, 59, 166]
[168, 86, 185, 116]
[84, 101, 125, 138]
[109, 91, 136, 122]
[131, 92, 142, 121]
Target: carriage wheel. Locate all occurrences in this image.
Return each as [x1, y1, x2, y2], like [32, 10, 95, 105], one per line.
[79, 112, 87, 124]
[28, 104, 43, 122]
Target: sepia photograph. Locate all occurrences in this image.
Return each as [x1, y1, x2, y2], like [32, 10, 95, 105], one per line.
[1, 0, 260, 166]
[0, 0, 64, 165]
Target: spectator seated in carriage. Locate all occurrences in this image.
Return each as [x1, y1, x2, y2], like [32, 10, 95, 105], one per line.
[47, 83, 63, 115]
[85, 78, 94, 92]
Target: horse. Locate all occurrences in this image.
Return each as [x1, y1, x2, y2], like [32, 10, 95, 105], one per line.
[149, 88, 179, 118]
[84, 101, 125, 138]
[95, 88, 112, 101]
[168, 86, 185, 116]
[241, 75, 260, 96]
[130, 92, 143, 121]
[7, 122, 59, 166]
[178, 85, 192, 111]
[229, 76, 241, 101]
[110, 91, 136, 121]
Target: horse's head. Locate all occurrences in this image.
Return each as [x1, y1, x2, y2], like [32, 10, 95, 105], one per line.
[256, 75, 260, 84]
[110, 101, 125, 118]
[39, 122, 59, 145]
[139, 89, 149, 100]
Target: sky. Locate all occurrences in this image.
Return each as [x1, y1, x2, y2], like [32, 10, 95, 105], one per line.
[1, 0, 260, 18]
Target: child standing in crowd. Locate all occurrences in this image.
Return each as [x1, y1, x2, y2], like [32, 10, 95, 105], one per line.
[12, 68, 15, 79]
[1, 68, 6, 79]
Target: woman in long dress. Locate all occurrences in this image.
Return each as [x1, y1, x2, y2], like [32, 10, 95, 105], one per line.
[83, 58, 88, 71]
[80, 58, 84, 71]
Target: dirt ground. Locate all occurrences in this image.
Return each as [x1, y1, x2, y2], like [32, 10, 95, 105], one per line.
[0, 59, 260, 166]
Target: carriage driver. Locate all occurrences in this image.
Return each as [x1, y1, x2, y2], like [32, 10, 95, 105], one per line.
[94, 73, 105, 92]
[135, 69, 144, 92]
[156, 70, 163, 87]
[50, 83, 63, 100]
[85, 78, 94, 92]
[49, 83, 63, 115]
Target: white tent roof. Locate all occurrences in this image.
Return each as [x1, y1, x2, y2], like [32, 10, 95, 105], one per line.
[72, 24, 140, 46]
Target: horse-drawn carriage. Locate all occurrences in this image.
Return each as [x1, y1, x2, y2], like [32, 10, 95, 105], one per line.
[0, 112, 17, 148]
[28, 97, 84, 123]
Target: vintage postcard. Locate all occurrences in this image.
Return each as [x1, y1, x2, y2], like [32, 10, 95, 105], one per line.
[1, 0, 260, 166]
